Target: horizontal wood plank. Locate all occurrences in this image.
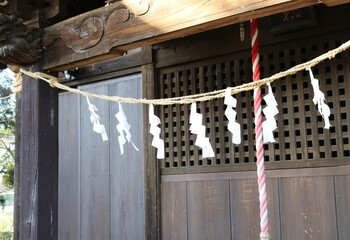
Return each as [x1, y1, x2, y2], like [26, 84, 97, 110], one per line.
[161, 166, 350, 182]
[161, 158, 350, 175]
[41, 0, 348, 70]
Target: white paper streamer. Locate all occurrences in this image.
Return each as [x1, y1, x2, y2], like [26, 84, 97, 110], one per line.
[149, 104, 165, 159]
[262, 83, 278, 143]
[189, 103, 215, 158]
[86, 97, 109, 141]
[224, 88, 241, 144]
[115, 103, 139, 155]
[307, 67, 331, 129]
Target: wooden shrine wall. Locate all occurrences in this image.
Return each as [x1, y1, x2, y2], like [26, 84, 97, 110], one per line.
[161, 167, 350, 239]
[58, 75, 145, 240]
[155, 4, 350, 240]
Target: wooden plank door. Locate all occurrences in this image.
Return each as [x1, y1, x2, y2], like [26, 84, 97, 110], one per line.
[58, 74, 144, 240]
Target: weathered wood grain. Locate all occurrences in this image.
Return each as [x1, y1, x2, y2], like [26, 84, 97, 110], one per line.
[161, 168, 350, 239]
[334, 175, 350, 240]
[58, 92, 80, 240]
[187, 180, 231, 240]
[230, 178, 280, 240]
[142, 64, 160, 240]
[19, 64, 58, 240]
[161, 182, 187, 240]
[109, 75, 145, 240]
[58, 74, 145, 240]
[79, 84, 110, 240]
[279, 176, 338, 240]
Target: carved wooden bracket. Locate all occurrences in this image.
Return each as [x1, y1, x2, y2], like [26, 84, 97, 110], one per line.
[0, 14, 42, 66]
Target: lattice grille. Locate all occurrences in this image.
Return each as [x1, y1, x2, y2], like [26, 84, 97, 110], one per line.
[158, 39, 350, 170]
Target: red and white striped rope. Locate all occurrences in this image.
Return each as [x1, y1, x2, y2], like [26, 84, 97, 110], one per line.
[250, 18, 269, 240]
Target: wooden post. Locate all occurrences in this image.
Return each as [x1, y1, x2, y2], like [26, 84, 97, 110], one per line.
[14, 91, 21, 240]
[142, 62, 160, 240]
[18, 63, 58, 240]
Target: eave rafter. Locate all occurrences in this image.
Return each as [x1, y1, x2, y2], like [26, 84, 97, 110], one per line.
[42, 0, 350, 71]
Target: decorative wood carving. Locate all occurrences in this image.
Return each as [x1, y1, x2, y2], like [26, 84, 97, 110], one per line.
[0, 14, 42, 66]
[44, 1, 150, 53]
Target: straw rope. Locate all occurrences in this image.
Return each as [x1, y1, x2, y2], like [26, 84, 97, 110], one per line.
[0, 94, 14, 100]
[18, 39, 350, 105]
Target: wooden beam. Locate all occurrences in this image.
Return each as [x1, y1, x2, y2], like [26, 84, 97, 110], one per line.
[43, 0, 350, 71]
[322, 0, 350, 6]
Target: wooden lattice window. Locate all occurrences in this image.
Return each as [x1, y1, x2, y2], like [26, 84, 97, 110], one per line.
[157, 38, 350, 173]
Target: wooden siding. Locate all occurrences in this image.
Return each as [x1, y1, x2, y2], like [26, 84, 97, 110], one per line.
[58, 74, 144, 240]
[161, 167, 350, 240]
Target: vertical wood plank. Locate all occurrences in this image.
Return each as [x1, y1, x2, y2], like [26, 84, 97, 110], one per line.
[279, 176, 337, 240]
[58, 92, 80, 240]
[187, 180, 231, 240]
[161, 182, 187, 240]
[230, 178, 281, 240]
[80, 84, 110, 240]
[109, 75, 145, 240]
[334, 175, 350, 240]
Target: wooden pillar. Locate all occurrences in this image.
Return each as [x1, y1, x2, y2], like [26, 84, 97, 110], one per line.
[142, 62, 160, 240]
[14, 93, 21, 240]
[18, 63, 58, 240]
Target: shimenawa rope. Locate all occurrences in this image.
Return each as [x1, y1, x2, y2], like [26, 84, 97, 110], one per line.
[17, 38, 350, 105]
